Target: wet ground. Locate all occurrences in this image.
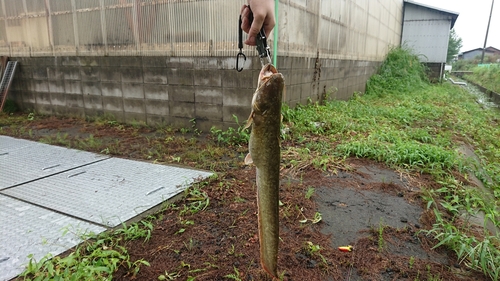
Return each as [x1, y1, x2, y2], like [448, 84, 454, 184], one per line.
[0, 114, 491, 281]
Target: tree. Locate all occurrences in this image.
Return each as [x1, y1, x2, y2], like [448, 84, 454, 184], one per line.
[447, 29, 463, 63]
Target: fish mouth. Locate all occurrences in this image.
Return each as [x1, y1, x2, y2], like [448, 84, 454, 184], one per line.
[259, 64, 278, 84]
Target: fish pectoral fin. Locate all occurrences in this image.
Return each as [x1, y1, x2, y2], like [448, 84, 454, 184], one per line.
[244, 111, 254, 130]
[244, 153, 253, 165]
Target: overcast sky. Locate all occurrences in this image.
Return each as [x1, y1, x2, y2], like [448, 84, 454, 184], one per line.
[411, 0, 499, 52]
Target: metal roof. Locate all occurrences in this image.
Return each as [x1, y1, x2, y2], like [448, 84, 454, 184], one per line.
[404, 0, 459, 28]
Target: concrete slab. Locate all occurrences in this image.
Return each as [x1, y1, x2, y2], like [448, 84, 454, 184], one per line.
[0, 136, 109, 190]
[0, 194, 106, 281]
[3, 157, 213, 227]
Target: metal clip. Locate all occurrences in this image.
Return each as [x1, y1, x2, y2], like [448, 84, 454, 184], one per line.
[236, 7, 272, 71]
[236, 15, 246, 72]
[255, 28, 272, 66]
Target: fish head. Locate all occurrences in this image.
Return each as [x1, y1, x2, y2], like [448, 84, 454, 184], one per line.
[253, 64, 284, 114]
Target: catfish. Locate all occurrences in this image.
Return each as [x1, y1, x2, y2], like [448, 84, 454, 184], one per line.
[245, 63, 284, 279]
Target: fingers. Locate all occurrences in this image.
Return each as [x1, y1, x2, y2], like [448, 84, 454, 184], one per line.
[240, 1, 275, 46]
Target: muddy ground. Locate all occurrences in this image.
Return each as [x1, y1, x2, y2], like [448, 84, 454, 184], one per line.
[1, 114, 490, 281]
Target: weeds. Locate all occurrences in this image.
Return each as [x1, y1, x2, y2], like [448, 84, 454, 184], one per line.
[210, 115, 249, 146]
[378, 218, 385, 252]
[20, 221, 153, 280]
[464, 64, 500, 93]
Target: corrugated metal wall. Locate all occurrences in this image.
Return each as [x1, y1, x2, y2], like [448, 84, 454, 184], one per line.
[0, 0, 403, 60]
[401, 2, 452, 63]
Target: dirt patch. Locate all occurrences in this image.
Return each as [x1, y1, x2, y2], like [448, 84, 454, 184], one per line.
[1, 113, 491, 281]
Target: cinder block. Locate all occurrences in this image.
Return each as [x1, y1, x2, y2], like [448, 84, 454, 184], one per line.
[170, 101, 195, 118]
[64, 80, 81, 94]
[287, 84, 301, 103]
[82, 81, 102, 96]
[121, 67, 143, 83]
[102, 110, 125, 123]
[119, 57, 142, 67]
[21, 91, 36, 104]
[222, 88, 253, 107]
[122, 83, 144, 99]
[35, 103, 53, 115]
[222, 105, 249, 124]
[50, 93, 66, 106]
[195, 119, 224, 132]
[169, 85, 194, 102]
[124, 112, 147, 123]
[146, 115, 169, 127]
[145, 99, 169, 116]
[220, 57, 238, 71]
[101, 82, 122, 97]
[101, 67, 121, 82]
[48, 80, 65, 94]
[334, 67, 345, 79]
[167, 68, 193, 85]
[63, 67, 81, 80]
[52, 105, 68, 116]
[81, 67, 100, 81]
[291, 57, 307, 70]
[47, 66, 64, 81]
[101, 57, 123, 67]
[222, 70, 253, 89]
[102, 96, 124, 112]
[84, 108, 104, 118]
[195, 87, 222, 104]
[195, 103, 222, 121]
[194, 57, 220, 70]
[143, 67, 168, 84]
[166, 57, 193, 69]
[166, 116, 192, 129]
[33, 80, 49, 93]
[144, 84, 168, 100]
[11, 78, 27, 91]
[83, 94, 103, 110]
[65, 94, 84, 108]
[277, 56, 292, 70]
[17, 65, 33, 79]
[323, 67, 335, 80]
[142, 56, 167, 68]
[32, 66, 48, 80]
[79, 57, 100, 67]
[301, 83, 313, 101]
[123, 98, 145, 114]
[193, 69, 221, 87]
[61, 57, 79, 66]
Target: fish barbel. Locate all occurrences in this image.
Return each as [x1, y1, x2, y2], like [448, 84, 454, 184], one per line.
[245, 64, 284, 279]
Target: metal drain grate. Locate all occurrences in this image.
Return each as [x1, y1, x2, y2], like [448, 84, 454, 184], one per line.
[0, 61, 17, 111]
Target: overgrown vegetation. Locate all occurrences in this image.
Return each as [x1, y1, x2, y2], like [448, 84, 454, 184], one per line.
[20, 221, 153, 281]
[366, 46, 429, 96]
[464, 64, 500, 93]
[1, 47, 499, 280]
[281, 47, 500, 279]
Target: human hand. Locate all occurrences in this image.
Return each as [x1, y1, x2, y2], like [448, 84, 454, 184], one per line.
[240, 0, 275, 46]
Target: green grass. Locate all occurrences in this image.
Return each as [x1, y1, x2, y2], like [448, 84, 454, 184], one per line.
[20, 221, 153, 281]
[4, 47, 499, 280]
[280, 47, 500, 279]
[464, 64, 500, 93]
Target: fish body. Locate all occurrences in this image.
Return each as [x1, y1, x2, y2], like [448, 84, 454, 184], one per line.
[245, 64, 284, 279]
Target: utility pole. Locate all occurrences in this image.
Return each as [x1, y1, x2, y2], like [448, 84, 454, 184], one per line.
[481, 0, 495, 64]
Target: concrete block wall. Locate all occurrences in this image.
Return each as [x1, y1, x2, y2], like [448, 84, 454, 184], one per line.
[9, 55, 380, 130]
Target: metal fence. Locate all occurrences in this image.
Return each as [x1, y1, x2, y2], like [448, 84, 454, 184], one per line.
[0, 0, 402, 60]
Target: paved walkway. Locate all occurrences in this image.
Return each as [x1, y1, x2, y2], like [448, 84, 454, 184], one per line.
[0, 135, 212, 281]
